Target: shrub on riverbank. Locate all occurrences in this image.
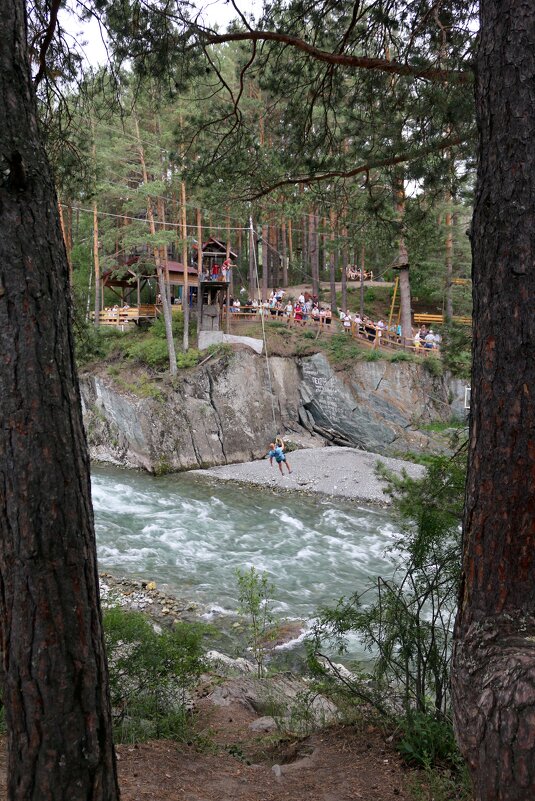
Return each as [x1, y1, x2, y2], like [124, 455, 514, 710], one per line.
[306, 449, 468, 791]
[104, 607, 207, 743]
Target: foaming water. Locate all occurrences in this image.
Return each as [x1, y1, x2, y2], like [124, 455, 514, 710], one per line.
[92, 465, 399, 653]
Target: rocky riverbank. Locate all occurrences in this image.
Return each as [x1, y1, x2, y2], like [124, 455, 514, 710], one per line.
[81, 350, 467, 474]
[194, 445, 425, 504]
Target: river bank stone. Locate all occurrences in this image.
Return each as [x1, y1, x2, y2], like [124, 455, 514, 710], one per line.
[81, 351, 467, 474]
[194, 446, 425, 504]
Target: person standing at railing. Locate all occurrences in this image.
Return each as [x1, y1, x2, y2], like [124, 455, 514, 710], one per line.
[424, 330, 435, 349]
[221, 257, 234, 282]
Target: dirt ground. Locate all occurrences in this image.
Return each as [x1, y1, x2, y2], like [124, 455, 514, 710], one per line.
[117, 699, 410, 801]
[0, 700, 412, 801]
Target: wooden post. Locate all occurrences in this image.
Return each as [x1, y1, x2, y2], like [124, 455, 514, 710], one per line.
[249, 220, 256, 299]
[445, 194, 453, 321]
[261, 222, 269, 300]
[197, 207, 203, 337]
[226, 210, 232, 295]
[93, 200, 100, 328]
[58, 198, 72, 283]
[181, 180, 189, 351]
[135, 116, 177, 375]
[281, 218, 288, 286]
[329, 209, 336, 315]
[288, 217, 293, 266]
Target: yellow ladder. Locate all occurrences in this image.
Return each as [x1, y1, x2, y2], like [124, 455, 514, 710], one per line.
[388, 276, 400, 329]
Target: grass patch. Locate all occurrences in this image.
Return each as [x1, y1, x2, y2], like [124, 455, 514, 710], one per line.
[115, 377, 164, 401]
[420, 419, 466, 433]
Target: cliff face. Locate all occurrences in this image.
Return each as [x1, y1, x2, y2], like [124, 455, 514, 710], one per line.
[80, 351, 467, 473]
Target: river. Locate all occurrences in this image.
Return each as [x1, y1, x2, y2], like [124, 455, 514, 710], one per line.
[92, 465, 400, 657]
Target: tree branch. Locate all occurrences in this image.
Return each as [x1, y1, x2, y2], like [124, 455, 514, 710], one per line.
[249, 133, 470, 199]
[202, 30, 472, 84]
[34, 0, 62, 88]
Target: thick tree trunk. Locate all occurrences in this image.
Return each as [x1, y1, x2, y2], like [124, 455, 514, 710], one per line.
[0, 2, 119, 799]
[452, 3, 535, 800]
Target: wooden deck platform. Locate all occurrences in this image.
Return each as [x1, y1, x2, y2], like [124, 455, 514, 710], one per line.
[93, 305, 160, 327]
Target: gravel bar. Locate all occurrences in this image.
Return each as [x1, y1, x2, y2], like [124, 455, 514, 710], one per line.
[193, 446, 425, 504]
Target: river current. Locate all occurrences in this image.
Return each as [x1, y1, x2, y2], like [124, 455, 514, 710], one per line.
[92, 465, 399, 654]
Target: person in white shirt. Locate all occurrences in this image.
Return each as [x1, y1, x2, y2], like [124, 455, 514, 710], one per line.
[424, 330, 435, 349]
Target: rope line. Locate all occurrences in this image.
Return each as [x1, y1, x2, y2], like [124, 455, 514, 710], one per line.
[250, 216, 277, 432]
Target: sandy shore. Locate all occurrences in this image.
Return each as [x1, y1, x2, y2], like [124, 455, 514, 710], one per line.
[193, 446, 425, 504]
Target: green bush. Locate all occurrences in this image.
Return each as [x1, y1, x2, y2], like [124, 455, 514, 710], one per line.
[308, 451, 466, 730]
[398, 712, 459, 768]
[104, 607, 207, 743]
[389, 351, 412, 363]
[324, 333, 364, 364]
[441, 323, 472, 379]
[422, 355, 443, 377]
[151, 312, 184, 339]
[365, 350, 381, 362]
[236, 566, 278, 677]
[125, 337, 170, 368]
[176, 348, 202, 368]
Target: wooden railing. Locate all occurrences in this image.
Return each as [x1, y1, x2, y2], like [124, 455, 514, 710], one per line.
[414, 313, 471, 326]
[92, 305, 160, 326]
[224, 306, 442, 356]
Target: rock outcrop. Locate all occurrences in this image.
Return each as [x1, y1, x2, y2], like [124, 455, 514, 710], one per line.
[80, 350, 467, 473]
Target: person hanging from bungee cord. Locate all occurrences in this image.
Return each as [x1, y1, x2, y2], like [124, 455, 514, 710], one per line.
[267, 441, 292, 475]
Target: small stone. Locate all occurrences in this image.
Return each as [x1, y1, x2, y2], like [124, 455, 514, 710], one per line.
[272, 764, 282, 778]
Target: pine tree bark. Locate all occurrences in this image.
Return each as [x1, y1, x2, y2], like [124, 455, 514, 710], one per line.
[93, 200, 101, 327]
[0, 2, 119, 798]
[134, 118, 177, 374]
[452, 3, 535, 799]
[444, 194, 453, 322]
[309, 211, 319, 298]
[261, 222, 269, 299]
[329, 210, 336, 314]
[393, 177, 412, 345]
[281, 218, 288, 287]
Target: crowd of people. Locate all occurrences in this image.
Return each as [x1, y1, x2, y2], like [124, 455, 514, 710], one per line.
[226, 288, 442, 354]
[228, 289, 334, 324]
